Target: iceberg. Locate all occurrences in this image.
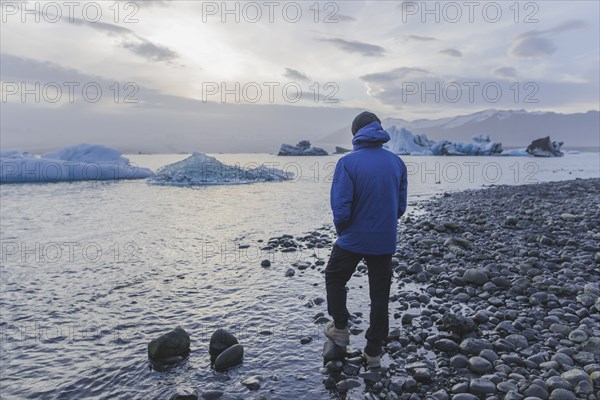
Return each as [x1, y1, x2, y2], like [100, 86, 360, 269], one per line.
[0, 144, 153, 184]
[334, 146, 351, 154]
[384, 127, 503, 156]
[384, 127, 434, 155]
[278, 140, 328, 156]
[526, 136, 564, 157]
[148, 152, 294, 186]
[500, 148, 531, 157]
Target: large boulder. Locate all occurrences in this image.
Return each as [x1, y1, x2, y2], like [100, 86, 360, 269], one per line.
[148, 327, 190, 362]
[209, 329, 239, 362]
[526, 136, 564, 157]
[213, 343, 244, 372]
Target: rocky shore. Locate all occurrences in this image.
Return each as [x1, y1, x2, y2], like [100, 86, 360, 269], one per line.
[163, 178, 599, 400]
[271, 178, 600, 399]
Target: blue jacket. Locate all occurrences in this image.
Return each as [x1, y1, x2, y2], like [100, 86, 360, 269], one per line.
[330, 121, 408, 255]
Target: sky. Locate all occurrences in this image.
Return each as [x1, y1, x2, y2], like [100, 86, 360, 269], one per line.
[1, 0, 599, 152]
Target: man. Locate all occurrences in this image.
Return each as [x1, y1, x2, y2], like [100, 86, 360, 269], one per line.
[324, 111, 408, 369]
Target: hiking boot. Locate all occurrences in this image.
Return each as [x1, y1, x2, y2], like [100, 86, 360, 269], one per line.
[324, 321, 350, 346]
[362, 350, 381, 369]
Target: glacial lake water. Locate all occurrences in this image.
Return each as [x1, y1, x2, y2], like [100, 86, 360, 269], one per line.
[1, 152, 598, 399]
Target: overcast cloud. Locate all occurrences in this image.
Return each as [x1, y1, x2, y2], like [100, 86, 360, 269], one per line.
[1, 1, 598, 152]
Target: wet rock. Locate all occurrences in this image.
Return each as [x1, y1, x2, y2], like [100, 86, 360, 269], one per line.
[401, 309, 421, 324]
[523, 383, 549, 399]
[336, 378, 361, 391]
[460, 338, 493, 355]
[545, 376, 572, 392]
[442, 314, 476, 335]
[170, 389, 199, 400]
[574, 380, 593, 395]
[451, 394, 479, 400]
[209, 329, 239, 362]
[241, 376, 261, 390]
[389, 378, 406, 394]
[285, 268, 295, 277]
[360, 371, 382, 385]
[434, 338, 459, 353]
[201, 390, 224, 400]
[468, 356, 492, 373]
[549, 388, 576, 400]
[412, 368, 431, 383]
[462, 269, 489, 285]
[504, 391, 523, 400]
[573, 351, 595, 365]
[582, 337, 600, 355]
[568, 329, 588, 343]
[300, 336, 312, 344]
[403, 377, 418, 392]
[550, 323, 571, 336]
[497, 381, 518, 393]
[214, 344, 244, 372]
[323, 339, 346, 362]
[561, 369, 591, 386]
[450, 354, 469, 369]
[479, 349, 499, 363]
[148, 327, 191, 362]
[325, 360, 343, 373]
[505, 334, 528, 349]
[469, 378, 496, 395]
[260, 259, 271, 267]
[432, 389, 449, 400]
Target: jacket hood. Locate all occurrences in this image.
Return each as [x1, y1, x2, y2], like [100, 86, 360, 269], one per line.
[352, 121, 391, 150]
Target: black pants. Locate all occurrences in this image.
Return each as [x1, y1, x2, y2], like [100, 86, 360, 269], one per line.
[325, 244, 392, 356]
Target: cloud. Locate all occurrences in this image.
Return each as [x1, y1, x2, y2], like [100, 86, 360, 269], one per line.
[492, 67, 518, 78]
[509, 19, 585, 59]
[510, 36, 557, 58]
[439, 48, 462, 57]
[30, 6, 179, 63]
[284, 68, 311, 82]
[403, 35, 437, 42]
[360, 67, 428, 83]
[318, 38, 385, 57]
[121, 39, 179, 62]
[1, 56, 362, 153]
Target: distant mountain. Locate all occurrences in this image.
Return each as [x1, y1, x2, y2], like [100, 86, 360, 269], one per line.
[320, 109, 600, 149]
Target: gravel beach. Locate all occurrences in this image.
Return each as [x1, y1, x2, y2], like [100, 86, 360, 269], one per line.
[265, 178, 600, 400]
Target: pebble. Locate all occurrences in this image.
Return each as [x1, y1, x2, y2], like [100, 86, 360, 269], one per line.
[201, 390, 223, 400]
[568, 329, 588, 343]
[468, 356, 492, 373]
[335, 378, 360, 391]
[549, 389, 576, 400]
[523, 383, 548, 399]
[241, 376, 261, 390]
[462, 269, 489, 285]
[300, 336, 312, 344]
[469, 378, 496, 394]
[434, 338, 459, 353]
[561, 369, 591, 386]
[460, 338, 493, 355]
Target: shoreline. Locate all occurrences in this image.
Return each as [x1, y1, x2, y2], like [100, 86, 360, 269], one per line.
[268, 178, 600, 399]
